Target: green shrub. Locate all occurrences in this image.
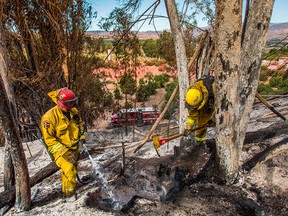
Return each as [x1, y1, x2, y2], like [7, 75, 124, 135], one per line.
[269, 76, 282, 88]
[142, 39, 158, 58]
[136, 84, 149, 102]
[119, 74, 137, 95]
[278, 77, 288, 91]
[154, 73, 170, 88]
[257, 83, 275, 95]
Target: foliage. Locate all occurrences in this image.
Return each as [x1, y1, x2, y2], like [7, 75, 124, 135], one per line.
[263, 47, 288, 60]
[258, 71, 288, 95]
[162, 78, 179, 119]
[136, 80, 150, 102]
[142, 39, 158, 58]
[188, 0, 215, 27]
[0, 0, 96, 128]
[135, 73, 170, 102]
[157, 31, 176, 67]
[257, 83, 275, 95]
[114, 87, 122, 100]
[119, 73, 137, 95]
[269, 76, 282, 87]
[74, 57, 114, 126]
[154, 73, 170, 88]
[84, 36, 106, 55]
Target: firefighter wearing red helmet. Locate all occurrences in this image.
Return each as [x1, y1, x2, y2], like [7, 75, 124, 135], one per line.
[40, 88, 86, 201]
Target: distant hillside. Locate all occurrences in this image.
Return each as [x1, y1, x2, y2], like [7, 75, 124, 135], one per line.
[86, 30, 162, 40]
[86, 28, 204, 40]
[87, 22, 288, 42]
[268, 22, 288, 41]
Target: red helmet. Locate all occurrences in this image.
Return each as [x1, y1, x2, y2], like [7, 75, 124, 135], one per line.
[57, 88, 78, 109]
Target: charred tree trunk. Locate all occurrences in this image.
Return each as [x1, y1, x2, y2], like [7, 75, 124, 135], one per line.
[238, 0, 275, 157]
[0, 24, 31, 211]
[165, 0, 189, 132]
[4, 146, 15, 190]
[214, 0, 274, 184]
[214, 0, 242, 184]
[0, 20, 15, 192]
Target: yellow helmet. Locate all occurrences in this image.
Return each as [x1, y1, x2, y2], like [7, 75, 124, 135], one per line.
[185, 88, 203, 109]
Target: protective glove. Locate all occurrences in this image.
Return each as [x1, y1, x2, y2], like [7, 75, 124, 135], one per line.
[183, 129, 191, 137]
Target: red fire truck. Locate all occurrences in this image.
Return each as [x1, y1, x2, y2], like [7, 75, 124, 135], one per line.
[109, 107, 160, 127]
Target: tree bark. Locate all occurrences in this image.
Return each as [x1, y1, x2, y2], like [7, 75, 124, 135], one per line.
[214, 0, 274, 184]
[0, 23, 15, 192]
[164, 0, 189, 132]
[214, 0, 242, 184]
[238, 0, 275, 157]
[4, 146, 15, 190]
[0, 21, 31, 211]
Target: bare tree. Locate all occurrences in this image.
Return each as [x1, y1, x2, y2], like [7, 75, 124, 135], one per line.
[164, 0, 189, 132]
[0, 20, 31, 211]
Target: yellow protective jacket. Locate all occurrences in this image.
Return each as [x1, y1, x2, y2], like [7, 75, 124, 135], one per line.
[185, 77, 215, 142]
[41, 89, 86, 161]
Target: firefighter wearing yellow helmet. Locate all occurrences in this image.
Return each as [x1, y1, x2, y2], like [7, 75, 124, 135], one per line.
[184, 75, 215, 145]
[40, 88, 86, 201]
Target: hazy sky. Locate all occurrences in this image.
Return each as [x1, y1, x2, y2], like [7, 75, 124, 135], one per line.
[88, 0, 288, 31]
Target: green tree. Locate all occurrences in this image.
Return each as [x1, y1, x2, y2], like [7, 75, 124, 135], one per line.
[119, 73, 137, 95]
[142, 38, 158, 58]
[157, 30, 176, 67]
[154, 73, 170, 88]
[114, 87, 122, 100]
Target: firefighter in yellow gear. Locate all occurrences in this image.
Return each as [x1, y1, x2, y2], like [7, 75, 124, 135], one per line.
[41, 88, 86, 199]
[184, 75, 215, 145]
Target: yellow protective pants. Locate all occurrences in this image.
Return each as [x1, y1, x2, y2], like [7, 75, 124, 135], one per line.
[55, 155, 77, 197]
[195, 111, 214, 144]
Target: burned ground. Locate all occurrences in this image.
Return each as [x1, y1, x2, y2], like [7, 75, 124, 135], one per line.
[0, 95, 288, 216]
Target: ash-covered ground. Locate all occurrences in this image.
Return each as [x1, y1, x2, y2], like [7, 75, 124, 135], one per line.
[1, 95, 288, 216]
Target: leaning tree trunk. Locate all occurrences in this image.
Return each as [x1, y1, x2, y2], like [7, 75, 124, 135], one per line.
[0, 21, 31, 211]
[238, 0, 275, 152]
[214, 0, 242, 184]
[165, 0, 189, 132]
